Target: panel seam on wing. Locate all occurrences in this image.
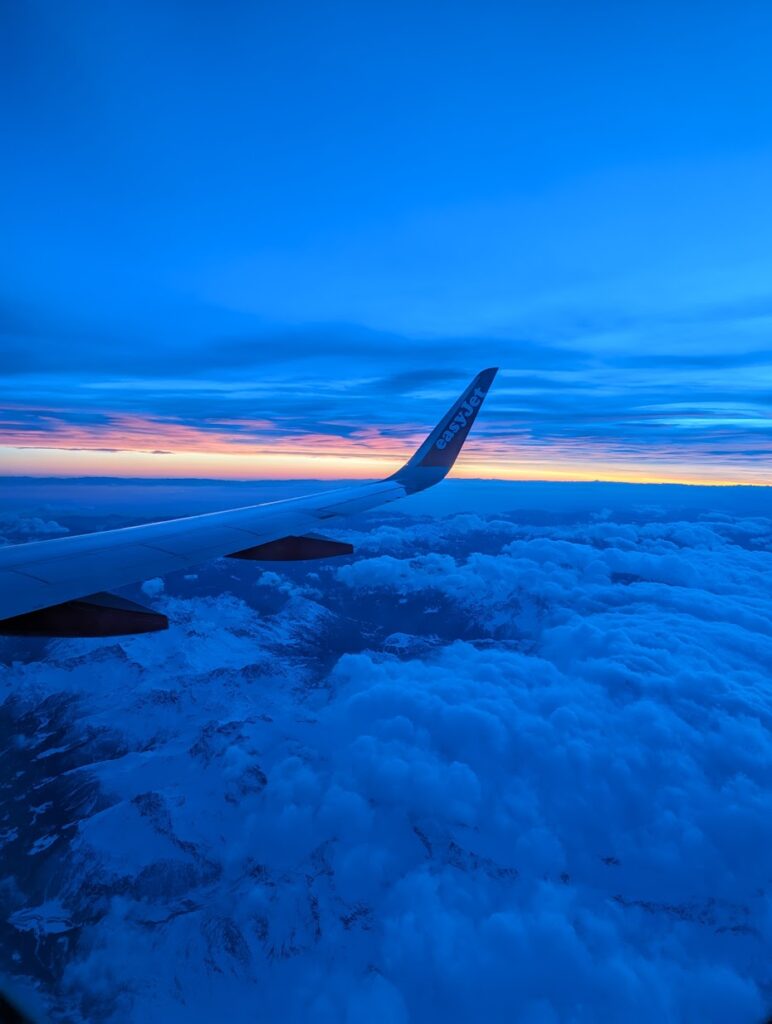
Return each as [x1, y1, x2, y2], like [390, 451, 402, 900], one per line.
[5, 567, 52, 584]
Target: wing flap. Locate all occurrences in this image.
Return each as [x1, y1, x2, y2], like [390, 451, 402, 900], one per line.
[0, 591, 169, 637]
[228, 534, 354, 561]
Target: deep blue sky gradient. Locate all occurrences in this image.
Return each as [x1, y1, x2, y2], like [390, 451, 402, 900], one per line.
[1, 1, 771, 480]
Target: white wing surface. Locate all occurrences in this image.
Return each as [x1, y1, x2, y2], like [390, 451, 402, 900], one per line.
[0, 368, 497, 635]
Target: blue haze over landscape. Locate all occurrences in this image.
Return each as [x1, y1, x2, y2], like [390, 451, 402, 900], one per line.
[2, 1, 772, 1022]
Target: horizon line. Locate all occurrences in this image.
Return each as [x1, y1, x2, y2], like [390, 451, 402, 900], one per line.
[2, 474, 770, 490]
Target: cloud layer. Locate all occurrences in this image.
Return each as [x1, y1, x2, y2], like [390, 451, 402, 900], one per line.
[1, 493, 771, 1022]
[2, 346, 770, 483]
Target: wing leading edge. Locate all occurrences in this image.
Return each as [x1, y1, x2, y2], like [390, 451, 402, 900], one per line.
[0, 368, 498, 634]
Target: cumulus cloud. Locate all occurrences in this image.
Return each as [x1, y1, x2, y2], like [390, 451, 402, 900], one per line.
[140, 578, 165, 598]
[0, 514, 69, 544]
[1, 497, 771, 1022]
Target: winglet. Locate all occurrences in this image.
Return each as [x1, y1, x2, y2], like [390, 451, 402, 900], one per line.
[389, 367, 498, 494]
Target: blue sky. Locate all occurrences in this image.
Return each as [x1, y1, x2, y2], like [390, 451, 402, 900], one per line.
[1, 0, 771, 482]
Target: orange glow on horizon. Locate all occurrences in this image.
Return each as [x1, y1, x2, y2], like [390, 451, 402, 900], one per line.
[1, 408, 769, 487]
[1, 444, 769, 487]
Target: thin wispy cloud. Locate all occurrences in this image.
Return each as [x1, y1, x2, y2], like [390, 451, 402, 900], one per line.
[2, 347, 769, 482]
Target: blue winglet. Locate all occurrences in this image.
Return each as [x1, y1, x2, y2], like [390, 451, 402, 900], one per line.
[389, 367, 498, 494]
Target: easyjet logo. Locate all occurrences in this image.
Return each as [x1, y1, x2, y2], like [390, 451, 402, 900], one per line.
[435, 386, 486, 450]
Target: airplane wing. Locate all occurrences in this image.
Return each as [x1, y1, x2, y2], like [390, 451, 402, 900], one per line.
[0, 368, 497, 636]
